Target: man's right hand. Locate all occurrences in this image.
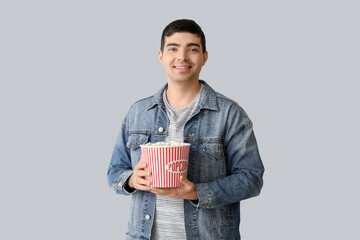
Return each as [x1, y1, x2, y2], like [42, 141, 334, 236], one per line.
[127, 160, 151, 191]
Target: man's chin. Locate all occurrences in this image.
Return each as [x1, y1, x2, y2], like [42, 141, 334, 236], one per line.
[168, 75, 199, 83]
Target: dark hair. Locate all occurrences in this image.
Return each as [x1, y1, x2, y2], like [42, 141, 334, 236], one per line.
[160, 19, 206, 53]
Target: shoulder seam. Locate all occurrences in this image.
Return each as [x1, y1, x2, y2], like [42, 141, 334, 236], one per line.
[131, 95, 154, 106]
[216, 94, 249, 116]
[216, 93, 253, 127]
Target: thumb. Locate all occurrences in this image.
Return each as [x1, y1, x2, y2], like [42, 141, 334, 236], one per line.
[180, 175, 190, 185]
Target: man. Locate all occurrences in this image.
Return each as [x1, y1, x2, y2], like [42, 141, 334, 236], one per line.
[108, 19, 264, 240]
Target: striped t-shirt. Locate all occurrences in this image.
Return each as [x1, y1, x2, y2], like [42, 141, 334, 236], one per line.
[150, 84, 204, 239]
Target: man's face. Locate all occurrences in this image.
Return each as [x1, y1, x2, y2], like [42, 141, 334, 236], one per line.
[159, 32, 208, 84]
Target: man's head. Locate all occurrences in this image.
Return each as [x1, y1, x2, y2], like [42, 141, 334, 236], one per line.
[160, 19, 206, 54]
[159, 19, 208, 84]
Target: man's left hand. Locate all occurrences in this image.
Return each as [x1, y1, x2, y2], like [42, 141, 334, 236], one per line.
[149, 176, 198, 200]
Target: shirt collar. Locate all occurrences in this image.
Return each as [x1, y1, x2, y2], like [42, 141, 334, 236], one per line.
[147, 80, 218, 111]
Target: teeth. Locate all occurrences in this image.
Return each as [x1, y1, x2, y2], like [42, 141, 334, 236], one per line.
[176, 67, 189, 69]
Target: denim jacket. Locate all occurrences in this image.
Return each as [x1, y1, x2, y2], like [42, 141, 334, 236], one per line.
[107, 80, 264, 240]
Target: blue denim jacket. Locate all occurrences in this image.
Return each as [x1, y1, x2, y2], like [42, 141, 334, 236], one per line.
[107, 80, 264, 240]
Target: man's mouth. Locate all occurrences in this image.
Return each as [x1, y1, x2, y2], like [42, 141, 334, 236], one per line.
[174, 65, 192, 72]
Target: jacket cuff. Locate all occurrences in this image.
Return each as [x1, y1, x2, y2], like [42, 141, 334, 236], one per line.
[190, 183, 214, 209]
[113, 170, 137, 195]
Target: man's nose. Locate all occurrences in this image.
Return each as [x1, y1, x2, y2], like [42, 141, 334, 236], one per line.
[177, 49, 188, 61]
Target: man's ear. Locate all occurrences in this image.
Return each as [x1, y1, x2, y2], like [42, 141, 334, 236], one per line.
[159, 50, 164, 65]
[202, 51, 208, 66]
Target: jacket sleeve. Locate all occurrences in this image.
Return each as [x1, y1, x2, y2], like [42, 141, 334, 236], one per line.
[193, 107, 264, 209]
[107, 121, 137, 195]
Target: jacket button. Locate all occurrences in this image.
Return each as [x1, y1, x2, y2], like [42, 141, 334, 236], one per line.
[145, 215, 151, 220]
[158, 127, 164, 133]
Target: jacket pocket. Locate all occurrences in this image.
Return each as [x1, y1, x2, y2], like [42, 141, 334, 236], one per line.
[203, 143, 226, 182]
[126, 134, 149, 150]
[126, 134, 149, 166]
[209, 205, 234, 239]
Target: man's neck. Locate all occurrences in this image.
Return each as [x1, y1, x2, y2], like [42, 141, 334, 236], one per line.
[166, 79, 201, 110]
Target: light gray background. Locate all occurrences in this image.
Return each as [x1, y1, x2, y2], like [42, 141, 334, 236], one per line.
[1, 0, 359, 239]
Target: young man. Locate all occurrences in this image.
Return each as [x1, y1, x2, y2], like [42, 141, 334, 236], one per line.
[108, 19, 265, 240]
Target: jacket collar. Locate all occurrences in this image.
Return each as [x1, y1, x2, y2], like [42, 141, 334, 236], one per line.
[147, 80, 218, 111]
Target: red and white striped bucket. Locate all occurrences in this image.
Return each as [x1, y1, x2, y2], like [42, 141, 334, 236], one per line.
[140, 143, 190, 188]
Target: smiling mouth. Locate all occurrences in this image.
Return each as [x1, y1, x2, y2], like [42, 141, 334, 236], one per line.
[174, 65, 192, 71]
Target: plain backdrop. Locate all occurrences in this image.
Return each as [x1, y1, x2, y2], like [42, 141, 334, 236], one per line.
[1, 1, 359, 239]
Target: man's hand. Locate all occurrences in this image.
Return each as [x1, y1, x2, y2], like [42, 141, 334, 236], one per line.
[150, 176, 198, 200]
[128, 161, 151, 191]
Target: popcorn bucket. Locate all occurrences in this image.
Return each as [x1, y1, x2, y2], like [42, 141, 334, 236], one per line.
[140, 143, 191, 188]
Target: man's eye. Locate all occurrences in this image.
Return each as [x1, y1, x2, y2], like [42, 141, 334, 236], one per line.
[169, 48, 176, 51]
[190, 48, 199, 52]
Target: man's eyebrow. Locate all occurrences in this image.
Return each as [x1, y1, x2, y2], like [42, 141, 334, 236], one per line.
[187, 43, 200, 48]
[165, 43, 180, 48]
[165, 43, 201, 48]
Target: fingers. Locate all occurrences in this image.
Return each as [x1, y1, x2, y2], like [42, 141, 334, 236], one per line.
[128, 161, 151, 190]
[128, 173, 151, 190]
[135, 160, 147, 171]
[134, 161, 150, 178]
[132, 177, 151, 191]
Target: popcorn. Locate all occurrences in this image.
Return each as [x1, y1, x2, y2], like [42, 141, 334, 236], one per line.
[144, 141, 188, 146]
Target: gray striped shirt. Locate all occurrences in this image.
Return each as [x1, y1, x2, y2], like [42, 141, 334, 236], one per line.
[150, 84, 204, 239]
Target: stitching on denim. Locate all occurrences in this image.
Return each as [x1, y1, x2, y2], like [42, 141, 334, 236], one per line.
[216, 94, 252, 126]
[122, 121, 129, 132]
[224, 124, 252, 147]
[126, 232, 149, 240]
[204, 144, 224, 160]
[183, 137, 225, 143]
